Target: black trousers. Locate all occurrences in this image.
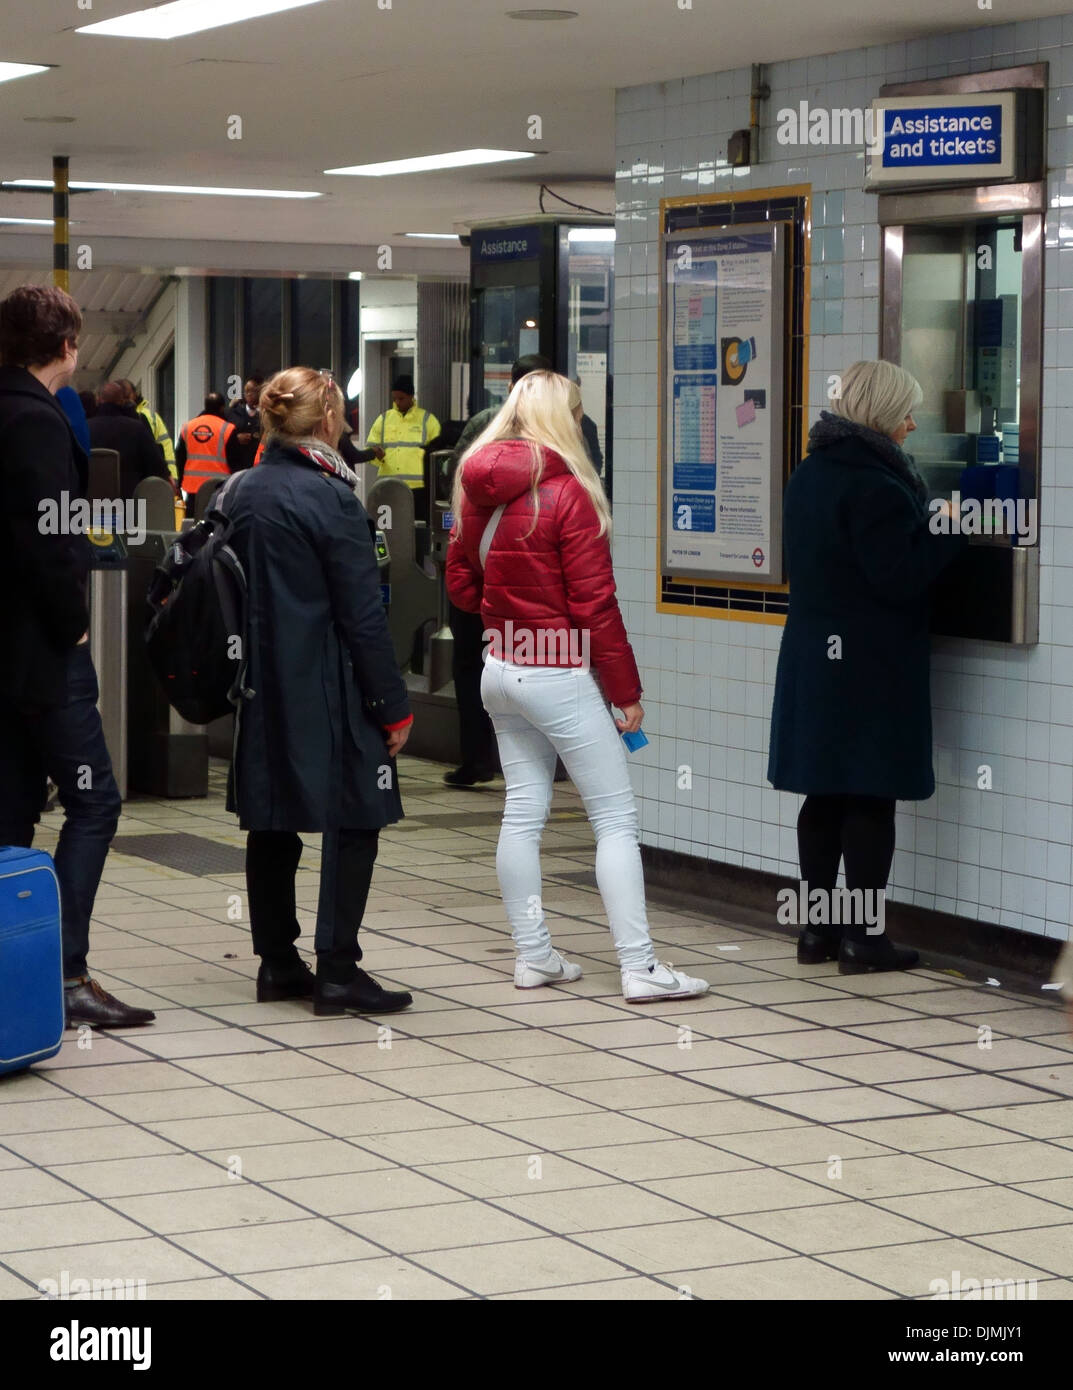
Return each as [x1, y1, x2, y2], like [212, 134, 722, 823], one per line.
[448, 601, 497, 771]
[246, 827, 379, 982]
[796, 793, 896, 941]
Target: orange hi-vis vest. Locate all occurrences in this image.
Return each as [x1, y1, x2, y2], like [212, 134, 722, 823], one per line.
[254, 439, 265, 466]
[181, 414, 235, 493]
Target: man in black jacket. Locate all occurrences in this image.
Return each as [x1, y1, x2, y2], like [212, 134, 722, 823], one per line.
[225, 376, 264, 472]
[0, 286, 154, 1030]
[88, 380, 172, 499]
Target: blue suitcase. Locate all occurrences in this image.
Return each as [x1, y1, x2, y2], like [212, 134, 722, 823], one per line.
[0, 847, 65, 1075]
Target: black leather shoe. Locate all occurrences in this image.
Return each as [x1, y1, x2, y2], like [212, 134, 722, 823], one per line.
[65, 979, 155, 1029]
[313, 969, 413, 1016]
[797, 929, 841, 964]
[443, 764, 497, 787]
[838, 936, 920, 974]
[256, 960, 316, 1002]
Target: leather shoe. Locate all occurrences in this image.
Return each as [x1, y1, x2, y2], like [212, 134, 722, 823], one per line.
[256, 960, 316, 1002]
[443, 764, 497, 787]
[838, 936, 919, 974]
[797, 929, 841, 964]
[65, 979, 155, 1029]
[314, 969, 413, 1016]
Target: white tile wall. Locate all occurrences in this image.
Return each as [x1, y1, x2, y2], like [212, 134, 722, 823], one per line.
[614, 21, 1073, 943]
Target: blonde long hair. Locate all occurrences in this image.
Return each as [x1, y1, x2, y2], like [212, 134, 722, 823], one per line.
[451, 370, 610, 538]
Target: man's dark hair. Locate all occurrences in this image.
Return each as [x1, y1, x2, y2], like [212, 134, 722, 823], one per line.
[204, 392, 227, 417]
[511, 353, 551, 386]
[117, 378, 138, 402]
[0, 285, 82, 368]
[78, 389, 97, 419]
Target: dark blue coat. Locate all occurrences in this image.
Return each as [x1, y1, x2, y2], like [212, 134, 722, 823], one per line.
[224, 441, 410, 832]
[767, 433, 965, 801]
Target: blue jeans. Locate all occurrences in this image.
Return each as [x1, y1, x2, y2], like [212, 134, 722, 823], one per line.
[481, 655, 656, 971]
[0, 644, 121, 978]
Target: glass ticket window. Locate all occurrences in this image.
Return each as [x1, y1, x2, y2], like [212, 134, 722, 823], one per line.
[880, 186, 1042, 644]
[475, 282, 541, 410]
[899, 218, 1023, 527]
[559, 226, 614, 483]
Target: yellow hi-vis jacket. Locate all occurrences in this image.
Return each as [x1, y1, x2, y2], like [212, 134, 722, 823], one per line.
[136, 398, 177, 480]
[367, 402, 441, 489]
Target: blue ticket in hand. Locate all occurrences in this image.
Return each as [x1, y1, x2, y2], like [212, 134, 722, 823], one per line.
[621, 729, 649, 753]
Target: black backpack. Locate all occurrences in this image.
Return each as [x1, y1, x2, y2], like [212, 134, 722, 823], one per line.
[144, 479, 254, 725]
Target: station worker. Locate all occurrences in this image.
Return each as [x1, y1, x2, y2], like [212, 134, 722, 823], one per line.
[175, 392, 242, 513]
[89, 380, 171, 500]
[226, 375, 264, 472]
[767, 359, 967, 975]
[366, 374, 441, 491]
[118, 378, 176, 481]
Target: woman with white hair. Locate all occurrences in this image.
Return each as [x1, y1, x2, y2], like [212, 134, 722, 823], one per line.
[768, 360, 966, 973]
[447, 371, 708, 1003]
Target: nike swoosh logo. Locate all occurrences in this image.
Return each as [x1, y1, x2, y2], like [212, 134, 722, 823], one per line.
[523, 962, 564, 978]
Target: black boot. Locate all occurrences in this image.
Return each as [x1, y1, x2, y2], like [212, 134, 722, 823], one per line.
[797, 929, 841, 965]
[444, 764, 497, 787]
[65, 979, 155, 1029]
[256, 959, 316, 1002]
[838, 935, 919, 974]
[314, 968, 413, 1016]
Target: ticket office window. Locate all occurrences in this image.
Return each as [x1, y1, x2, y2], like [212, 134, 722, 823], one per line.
[898, 218, 1024, 527]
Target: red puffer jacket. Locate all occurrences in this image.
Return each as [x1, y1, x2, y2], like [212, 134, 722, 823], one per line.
[445, 439, 642, 708]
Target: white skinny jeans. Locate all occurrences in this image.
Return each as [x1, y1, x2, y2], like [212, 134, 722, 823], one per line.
[481, 654, 656, 971]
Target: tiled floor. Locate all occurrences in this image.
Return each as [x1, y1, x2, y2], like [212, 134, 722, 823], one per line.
[3, 760, 1073, 1301]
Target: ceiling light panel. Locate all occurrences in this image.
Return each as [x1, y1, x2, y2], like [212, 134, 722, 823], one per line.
[77, 0, 330, 40]
[326, 149, 535, 176]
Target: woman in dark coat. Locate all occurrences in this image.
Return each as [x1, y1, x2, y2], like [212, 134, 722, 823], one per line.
[768, 360, 965, 973]
[224, 367, 414, 1015]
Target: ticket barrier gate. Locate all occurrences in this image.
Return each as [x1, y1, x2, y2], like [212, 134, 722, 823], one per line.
[368, 477, 439, 672]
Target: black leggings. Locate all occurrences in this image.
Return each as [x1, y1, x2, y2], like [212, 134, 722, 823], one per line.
[797, 794, 896, 936]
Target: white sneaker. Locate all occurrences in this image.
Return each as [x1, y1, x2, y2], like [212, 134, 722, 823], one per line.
[514, 949, 583, 989]
[622, 960, 709, 1003]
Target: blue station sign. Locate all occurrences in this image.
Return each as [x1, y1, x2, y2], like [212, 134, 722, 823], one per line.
[867, 91, 1017, 188]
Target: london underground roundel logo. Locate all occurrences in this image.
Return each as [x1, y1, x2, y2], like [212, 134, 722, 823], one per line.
[752, 547, 765, 568]
[192, 424, 214, 443]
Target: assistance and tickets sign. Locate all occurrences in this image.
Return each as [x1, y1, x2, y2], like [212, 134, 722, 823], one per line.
[660, 222, 787, 584]
[866, 91, 1017, 187]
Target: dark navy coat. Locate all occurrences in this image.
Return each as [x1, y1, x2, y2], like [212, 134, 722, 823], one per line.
[767, 434, 966, 801]
[225, 441, 410, 832]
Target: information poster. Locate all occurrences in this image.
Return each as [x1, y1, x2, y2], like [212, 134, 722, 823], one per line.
[661, 222, 786, 583]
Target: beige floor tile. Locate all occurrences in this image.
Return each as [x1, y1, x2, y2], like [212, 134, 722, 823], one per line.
[709, 979, 851, 1006]
[921, 1139, 1073, 1183]
[38, 1035, 151, 1070]
[127, 1029, 283, 1060]
[46, 1152, 235, 1198]
[146, 1276, 263, 1299]
[726, 1200, 943, 1254]
[711, 1125, 895, 1166]
[0, 1072, 62, 1105]
[286, 1038, 465, 1074]
[1013, 1175, 1073, 1209]
[688, 1061, 850, 1098]
[38, 1062, 205, 1097]
[967, 1095, 1073, 1139]
[494, 1183, 700, 1233]
[5, 1235, 219, 1289]
[955, 1006, 1071, 1037]
[846, 1019, 985, 1047]
[549, 1138, 749, 1182]
[330, 1061, 527, 1099]
[877, 1184, 1073, 1236]
[290, 1098, 462, 1138]
[0, 1099, 118, 1137]
[0, 1169, 91, 1210]
[772, 999, 919, 1027]
[665, 1256, 894, 1300]
[241, 1254, 467, 1299]
[833, 1113, 1026, 1152]
[783, 1153, 987, 1199]
[178, 1052, 340, 1084]
[268, 1167, 464, 1216]
[386, 1011, 521, 1038]
[197, 1140, 392, 1182]
[171, 1217, 380, 1273]
[627, 1098, 803, 1138]
[576, 1218, 786, 1273]
[146, 1112, 323, 1150]
[883, 1074, 1063, 1110]
[354, 1125, 531, 1167]
[760, 1087, 934, 1124]
[672, 1009, 811, 1039]
[0, 1200, 148, 1254]
[921, 1040, 1073, 1071]
[548, 1019, 687, 1050]
[556, 1074, 724, 1111]
[611, 1039, 785, 1073]
[493, 1275, 678, 1299]
[493, 1051, 653, 1084]
[416, 1235, 630, 1295]
[224, 1075, 403, 1109]
[340, 1200, 543, 1254]
[4, 1125, 178, 1167]
[413, 1153, 612, 1199]
[111, 1183, 309, 1234]
[493, 1110, 674, 1152]
[1001, 1066, 1073, 1096]
[419, 1030, 583, 1063]
[95, 1088, 267, 1124]
[821, 1237, 1053, 1297]
[430, 1087, 599, 1124]
[807, 1052, 968, 1085]
[641, 1168, 849, 1219]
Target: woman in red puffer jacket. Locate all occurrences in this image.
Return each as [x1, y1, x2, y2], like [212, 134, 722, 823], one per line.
[446, 371, 708, 1004]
